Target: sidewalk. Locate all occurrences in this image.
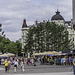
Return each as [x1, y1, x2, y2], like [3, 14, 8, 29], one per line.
[0, 65, 73, 74]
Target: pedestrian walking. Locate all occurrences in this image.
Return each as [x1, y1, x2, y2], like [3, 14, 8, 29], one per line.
[14, 59, 18, 73]
[20, 59, 25, 72]
[8, 59, 11, 72]
[28, 58, 30, 66]
[1, 58, 4, 65]
[69, 56, 72, 65]
[61, 57, 63, 65]
[4, 59, 9, 72]
[31, 58, 34, 66]
[73, 57, 75, 75]
[63, 57, 66, 65]
[54, 57, 57, 65]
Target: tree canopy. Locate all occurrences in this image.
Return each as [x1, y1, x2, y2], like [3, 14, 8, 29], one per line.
[0, 24, 22, 56]
[24, 21, 73, 53]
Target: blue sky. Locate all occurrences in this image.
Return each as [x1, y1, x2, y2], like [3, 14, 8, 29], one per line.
[0, 0, 72, 41]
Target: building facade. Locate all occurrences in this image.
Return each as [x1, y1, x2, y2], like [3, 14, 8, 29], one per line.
[21, 19, 29, 51]
[51, 9, 75, 49]
[21, 0, 75, 51]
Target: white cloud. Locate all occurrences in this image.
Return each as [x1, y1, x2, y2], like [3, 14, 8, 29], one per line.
[5, 31, 22, 42]
[0, 0, 72, 41]
[4, 20, 12, 24]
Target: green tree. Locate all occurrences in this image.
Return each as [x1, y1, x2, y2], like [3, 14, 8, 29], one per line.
[14, 41, 22, 56]
[24, 21, 73, 52]
[0, 24, 22, 56]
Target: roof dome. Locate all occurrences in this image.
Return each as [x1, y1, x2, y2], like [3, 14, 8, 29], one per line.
[51, 10, 64, 21]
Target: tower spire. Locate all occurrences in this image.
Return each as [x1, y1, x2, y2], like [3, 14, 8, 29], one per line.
[56, 9, 60, 14]
[22, 19, 27, 28]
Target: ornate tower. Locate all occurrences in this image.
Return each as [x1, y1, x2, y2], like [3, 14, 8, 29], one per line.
[21, 19, 29, 50]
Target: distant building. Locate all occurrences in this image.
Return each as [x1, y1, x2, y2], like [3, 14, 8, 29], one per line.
[21, 1, 75, 51]
[51, 9, 75, 49]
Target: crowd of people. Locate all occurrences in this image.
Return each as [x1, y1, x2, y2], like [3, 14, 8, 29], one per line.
[0, 57, 38, 73]
[0, 55, 75, 73]
[2, 57, 25, 73]
[38, 56, 74, 65]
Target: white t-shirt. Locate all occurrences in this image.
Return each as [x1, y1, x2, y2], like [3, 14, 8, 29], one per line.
[14, 61, 18, 66]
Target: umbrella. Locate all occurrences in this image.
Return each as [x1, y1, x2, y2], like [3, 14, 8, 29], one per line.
[51, 51, 61, 54]
[0, 53, 15, 57]
[32, 53, 39, 56]
[42, 51, 52, 55]
[38, 53, 44, 55]
[33, 51, 52, 56]
[33, 52, 45, 56]
[0, 54, 8, 57]
[6, 53, 15, 56]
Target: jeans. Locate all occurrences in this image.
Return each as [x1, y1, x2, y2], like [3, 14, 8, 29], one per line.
[5, 66, 8, 72]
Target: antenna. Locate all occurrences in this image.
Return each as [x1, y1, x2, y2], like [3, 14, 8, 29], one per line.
[57, 5, 59, 11]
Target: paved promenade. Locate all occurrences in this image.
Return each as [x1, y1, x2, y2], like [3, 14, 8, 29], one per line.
[0, 72, 73, 75]
[0, 65, 74, 75]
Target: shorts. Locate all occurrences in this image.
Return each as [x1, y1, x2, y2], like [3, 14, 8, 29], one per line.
[14, 65, 17, 68]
